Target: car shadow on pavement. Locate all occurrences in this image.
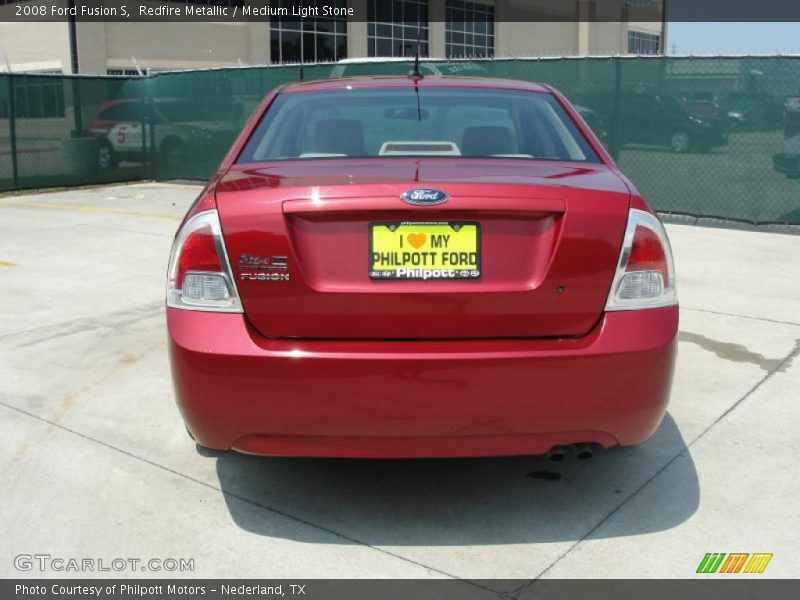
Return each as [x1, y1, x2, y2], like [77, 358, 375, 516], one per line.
[208, 413, 698, 545]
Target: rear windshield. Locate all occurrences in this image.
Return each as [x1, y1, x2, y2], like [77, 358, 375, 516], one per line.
[237, 87, 600, 163]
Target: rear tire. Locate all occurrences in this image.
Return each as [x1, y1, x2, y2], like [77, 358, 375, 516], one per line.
[670, 131, 692, 153]
[97, 141, 117, 171]
[185, 426, 221, 454]
[160, 138, 185, 168]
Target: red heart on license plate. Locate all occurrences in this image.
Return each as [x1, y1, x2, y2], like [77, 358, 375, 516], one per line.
[407, 233, 426, 249]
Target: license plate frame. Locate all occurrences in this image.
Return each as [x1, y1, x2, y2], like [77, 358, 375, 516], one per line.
[369, 221, 481, 280]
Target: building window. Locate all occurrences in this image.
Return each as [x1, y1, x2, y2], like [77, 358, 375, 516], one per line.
[446, 0, 494, 58]
[1, 75, 66, 119]
[270, 0, 348, 63]
[628, 31, 661, 55]
[367, 0, 429, 58]
[106, 69, 143, 76]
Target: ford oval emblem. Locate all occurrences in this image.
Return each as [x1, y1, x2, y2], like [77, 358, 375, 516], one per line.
[400, 189, 450, 206]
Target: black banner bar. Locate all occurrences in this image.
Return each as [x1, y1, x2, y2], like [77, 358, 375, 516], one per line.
[3, 0, 800, 23]
[3, 580, 800, 600]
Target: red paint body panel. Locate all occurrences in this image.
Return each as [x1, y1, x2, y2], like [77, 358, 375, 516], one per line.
[216, 161, 631, 339]
[168, 306, 677, 457]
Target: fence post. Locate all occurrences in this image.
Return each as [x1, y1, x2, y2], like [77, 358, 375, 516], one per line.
[146, 78, 156, 180]
[67, 3, 85, 136]
[7, 74, 19, 191]
[141, 76, 150, 179]
[608, 58, 623, 161]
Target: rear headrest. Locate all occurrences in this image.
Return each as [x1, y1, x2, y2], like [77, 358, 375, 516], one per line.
[313, 119, 365, 156]
[461, 126, 515, 156]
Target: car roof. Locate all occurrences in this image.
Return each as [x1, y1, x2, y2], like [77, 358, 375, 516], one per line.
[280, 76, 551, 94]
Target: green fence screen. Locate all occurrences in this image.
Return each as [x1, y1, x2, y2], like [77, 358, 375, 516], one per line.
[2, 56, 799, 224]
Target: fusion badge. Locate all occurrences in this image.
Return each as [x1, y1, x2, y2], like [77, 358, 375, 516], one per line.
[238, 254, 290, 282]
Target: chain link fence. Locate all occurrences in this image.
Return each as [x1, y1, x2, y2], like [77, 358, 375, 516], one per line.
[1, 56, 799, 224]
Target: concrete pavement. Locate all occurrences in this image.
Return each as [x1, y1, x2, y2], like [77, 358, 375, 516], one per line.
[0, 183, 798, 586]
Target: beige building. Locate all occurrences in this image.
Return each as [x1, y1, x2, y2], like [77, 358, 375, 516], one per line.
[0, 0, 665, 75]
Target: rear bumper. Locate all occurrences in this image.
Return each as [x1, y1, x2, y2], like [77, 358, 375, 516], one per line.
[168, 306, 678, 458]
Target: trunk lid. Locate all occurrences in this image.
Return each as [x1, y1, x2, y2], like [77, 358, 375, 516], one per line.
[216, 159, 630, 340]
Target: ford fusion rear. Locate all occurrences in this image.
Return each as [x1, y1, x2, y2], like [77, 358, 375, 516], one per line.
[166, 77, 678, 458]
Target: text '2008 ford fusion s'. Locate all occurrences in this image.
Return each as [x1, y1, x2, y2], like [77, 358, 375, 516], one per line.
[166, 75, 678, 459]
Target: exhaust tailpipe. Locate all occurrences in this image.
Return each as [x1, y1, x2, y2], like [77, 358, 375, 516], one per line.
[574, 443, 593, 460]
[547, 446, 566, 462]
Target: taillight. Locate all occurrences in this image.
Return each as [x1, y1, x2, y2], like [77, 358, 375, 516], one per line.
[605, 209, 677, 311]
[176, 225, 219, 288]
[166, 210, 242, 312]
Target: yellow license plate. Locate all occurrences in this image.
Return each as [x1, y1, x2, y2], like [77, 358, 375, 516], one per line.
[369, 222, 481, 280]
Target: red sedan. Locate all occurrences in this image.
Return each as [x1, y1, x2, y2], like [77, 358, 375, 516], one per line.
[166, 76, 678, 459]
